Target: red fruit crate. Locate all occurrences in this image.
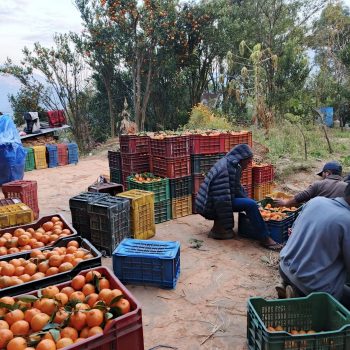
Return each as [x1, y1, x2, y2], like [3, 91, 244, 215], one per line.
[14, 266, 145, 350]
[2, 180, 39, 219]
[241, 161, 253, 186]
[252, 163, 274, 184]
[152, 156, 191, 178]
[57, 143, 68, 166]
[190, 134, 224, 155]
[120, 135, 150, 154]
[192, 174, 205, 194]
[121, 153, 151, 174]
[150, 135, 190, 158]
[222, 131, 253, 152]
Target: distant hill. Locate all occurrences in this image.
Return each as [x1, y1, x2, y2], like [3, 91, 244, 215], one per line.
[0, 76, 21, 116]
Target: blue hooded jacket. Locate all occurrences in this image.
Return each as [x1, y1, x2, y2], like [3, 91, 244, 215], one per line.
[195, 144, 253, 230]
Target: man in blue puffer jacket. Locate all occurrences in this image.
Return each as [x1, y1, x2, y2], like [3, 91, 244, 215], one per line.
[195, 144, 282, 250]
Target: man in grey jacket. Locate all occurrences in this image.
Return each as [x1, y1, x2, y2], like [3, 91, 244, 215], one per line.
[278, 183, 350, 308]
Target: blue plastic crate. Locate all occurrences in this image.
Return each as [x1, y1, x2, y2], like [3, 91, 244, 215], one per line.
[267, 214, 295, 244]
[46, 144, 58, 168]
[67, 143, 79, 164]
[113, 238, 180, 289]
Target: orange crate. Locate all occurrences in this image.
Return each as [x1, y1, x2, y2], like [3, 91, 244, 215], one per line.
[253, 182, 275, 201]
[32, 145, 47, 169]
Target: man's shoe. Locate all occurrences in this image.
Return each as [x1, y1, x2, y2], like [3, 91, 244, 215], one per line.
[285, 285, 299, 299]
[275, 284, 286, 299]
[208, 230, 235, 240]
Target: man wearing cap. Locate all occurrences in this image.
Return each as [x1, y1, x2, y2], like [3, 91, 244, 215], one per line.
[275, 161, 347, 207]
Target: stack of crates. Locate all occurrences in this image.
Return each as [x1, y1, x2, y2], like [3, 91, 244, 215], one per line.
[57, 143, 68, 166]
[252, 163, 275, 200]
[46, 144, 58, 168]
[2, 180, 39, 219]
[120, 135, 151, 187]
[87, 195, 131, 256]
[24, 147, 35, 172]
[67, 143, 79, 164]
[0, 203, 34, 228]
[69, 192, 109, 241]
[151, 136, 192, 219]
[117, 189, 155, 240]
[32, 145, 48, 169]
[108, 151, 122, 184]
[127, 174, 171, 224]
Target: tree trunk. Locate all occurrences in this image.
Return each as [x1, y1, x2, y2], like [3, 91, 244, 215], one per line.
[105, 81, 115, 138]
[140, 57, 153, 131]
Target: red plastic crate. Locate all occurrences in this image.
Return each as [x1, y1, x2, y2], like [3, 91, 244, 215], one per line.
[252, 164, 274, 184]
[241, 161, 253, 186]
[120, 135, 150, 154]
[150, 135, 190, 158]
[2, 180, 39, 219]
[192, 174, 205, 194]
[121, 153, 151, 173]
[190, 134, 224, 155]
[151, 156, 191, 178]
[222, 131, 253, 152]
[57, 143, 68, 166]
[13, 266, 144, 350]
[47, 110, 66, 127]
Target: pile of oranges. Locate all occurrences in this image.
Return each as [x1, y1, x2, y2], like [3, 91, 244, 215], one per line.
[0, 270, 131, 350]
[0, 217, 73, 256]
[0, 241, 94, 289]
[259, 204, 297, 221]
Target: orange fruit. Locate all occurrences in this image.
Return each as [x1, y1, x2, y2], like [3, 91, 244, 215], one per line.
[82, 283, 95, 296]
[60, 326, 78, 341]
[75, 303, 90, 311]
[61, 286, 75, 297]
[61, 229, 71, 235]
[6, 237, 18, 248]
[42, 332, 58, 341]
[55, 293, 68, 306]
[79, 327, 89, 338]
[69, 311, 87, 330]
[69, 291, 85, 303]
[0, 296, 15, 305]
[0, 237, 6, 247]
[0, 328, 13, 348]
[83, 253, 94, 260]
[33, 242, 45, 248]
[107, 289, 123, 306]
[10, 320, 30, 336]
[5, 309, 24, 326]
[48, 234, 59, 243]
[99, 278, 110, 290]
[24, 348, 35, 350]
[0, 247, 8, 255]
[67, 241, 79, 248]
[88, 326, 103, 336]
[24, 262, 37, 276]
[0, 276, 11, 288]
[115, 298, 130, 314]
[14, 229, 26, 237]
[20, 245, 32, 252]
[40, 235, 50, 245]
[29, 238, 38, 248]
[18, 235, 31, 247]
[30, 272, 46, 281]
[1, 264, 15, 276]
[74, 338, 84, 343]
[98, 289, 112, 303]
[49, 255, 64, 267]
[39, 298, 57, 315]
[6, 337, 27, 350]
[42, 286, 60, 298]
[14, 266, 25, 276]
[19, 274, 31, 283]
[55, 221, 64, 227]
[86, 309, 104, 327]
[53, 309, 69, 324]
[62, 254, 74, 264]
[71, 275, 85, 291]
[2, 233, 12, 240]
[8, 247, 20, 254]
[9, 259, 22, 268]
[24, 308, 41, 323]
[56, 338, 74, 349]
[51, 216, 60, 223]
[42, 222, 54, 232]
[0, 320, 9, 329]
[32, 231, 43, 241]
[46, 267, 59, 276]
[74, 250, 85, 259]
[66, 246, 77, 254]
[30, 313, 50, 331]
[58, 262, 73, 272]
[86, 293, 99, 308]
[38, 261, 50, 274]
[36, 339, 56, 350]
[72, 258, 83, 267]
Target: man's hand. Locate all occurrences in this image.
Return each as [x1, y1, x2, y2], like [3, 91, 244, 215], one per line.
[274, 199, 287, 207]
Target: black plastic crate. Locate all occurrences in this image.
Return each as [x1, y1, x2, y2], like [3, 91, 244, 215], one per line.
[108, 150, 121, 169]
[154, 200, 171, 224]
[110, 167, 122, 184]
[88, 196, 131, 256]
[169, 176, 192, 198]
[0, 235, 101, 297]
[191, 153, 225, 174]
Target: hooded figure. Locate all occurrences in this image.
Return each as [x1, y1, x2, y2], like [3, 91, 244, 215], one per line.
[195, 144, 281, 250]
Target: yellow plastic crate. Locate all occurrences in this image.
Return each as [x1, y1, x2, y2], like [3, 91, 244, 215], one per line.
[171, 195, 192, 219]
[117, 189, 155, 239]
[32, 145, 48, 169]
[0, 203, 34, 228]
[253, 182, 275, 201]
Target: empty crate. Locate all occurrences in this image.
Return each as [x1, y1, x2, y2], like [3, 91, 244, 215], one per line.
[154, 200, 171, 224]
[67, 143, 79, 164]
[24, 147, 35, 171]
[171, 195, 192, 219]
[32, 145, 48, 169]
[46, 144, 58, 168]
[57, 143, 68, 166]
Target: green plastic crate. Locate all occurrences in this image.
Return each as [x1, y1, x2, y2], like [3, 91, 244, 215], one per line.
[110, 167, 122, 184]
[127, 175, 170, 203]
[24, 148, 35, 171]
[247, 293, 350, 350]
[154, 200, 171, 224]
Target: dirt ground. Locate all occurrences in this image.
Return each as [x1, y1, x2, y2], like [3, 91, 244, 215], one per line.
[2, 151, 319, 350]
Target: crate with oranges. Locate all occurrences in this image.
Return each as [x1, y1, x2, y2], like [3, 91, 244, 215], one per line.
[0, 267, 144, 350]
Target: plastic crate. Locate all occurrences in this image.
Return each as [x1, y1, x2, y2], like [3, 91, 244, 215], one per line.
[192, 174, 205, 194]
[24, 147, 35, 171]
[87, 196, 130, 256]
[242, 184, 253, 198]
[247, 293, 350, 350]
[241, 161, 253, 186]
[89, 182, 124, 196]
[67, 142, 79, 164]
[0, 203, 34, 228]
[120, 134, 150, 154]
[0, 198, 21, 206]
[32, 145, 48, 169]
[0, 235, 102, 297]
[110, 167, 122, 184]
[69, 192, 109, 240]
[169, 176, 192, 198]
[190, 134, 224, 155]
[117, 190, 155, 240]
[171, 195, 192, 219]
[154, 200, 171, 223]
[57, 143, 68, 166]
[46, 144, 58, 168]
[192, 194, 198, 214]
[113, 238, 180, 289]
[9, 266, 144, 350]
[266, 214, 295, 244]
[253, 182, 275, 201]
[222, 131, 242, 152]
[253, 164, 275, 184]
[121, 153, 151, 173]
[151, 156, 191, 178]
[150, 135, 190, 158]
[2, 180, 39, 219]
[127, 175, 170, 203]
[191, 153, 225, 174]
[108, 150, 121, 169]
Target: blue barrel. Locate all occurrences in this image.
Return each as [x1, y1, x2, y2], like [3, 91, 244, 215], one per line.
[320, 107, 333, 127]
